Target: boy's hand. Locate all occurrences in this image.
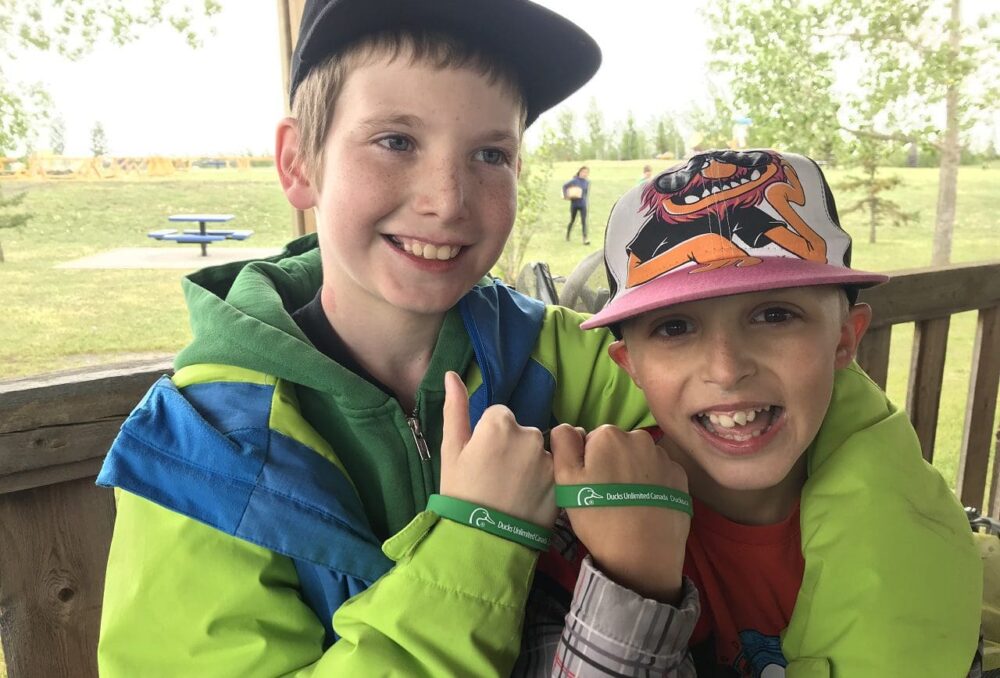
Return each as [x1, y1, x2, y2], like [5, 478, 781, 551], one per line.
[551, 425, 690, 603]
[439, 371, 557, 529]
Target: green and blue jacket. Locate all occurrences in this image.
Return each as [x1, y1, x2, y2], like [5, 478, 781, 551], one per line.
[96, 236, 654, 676]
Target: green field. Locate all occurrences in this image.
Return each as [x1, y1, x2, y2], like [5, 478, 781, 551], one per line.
[1, 161, 998, 491]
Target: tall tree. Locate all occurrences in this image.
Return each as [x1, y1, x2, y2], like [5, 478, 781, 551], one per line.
[706, 0, 999, 265]
[619, 112, 643, 160]
[49, 116, 66, 155]
[652, 115, 685, 158]
[1, 1, 221, 154]
[582, 97, 607, 160]
[553, 108, 578, 161]
[495, 131, 556, 283]
[90, 121, 108, 157]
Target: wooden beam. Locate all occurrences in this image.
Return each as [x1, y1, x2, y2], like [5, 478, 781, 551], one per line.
[0, 477, 116, 678]
[859, 261, 1000, 328]
[856, 325, 892, 390]
[906, 317, 951, 462]
[956, 305, 1000, 512]
[0, 361, 168, 492]
[276, 0, 316, 237]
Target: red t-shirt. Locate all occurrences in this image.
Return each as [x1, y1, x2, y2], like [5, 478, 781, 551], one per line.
[684, 496, 804, 676]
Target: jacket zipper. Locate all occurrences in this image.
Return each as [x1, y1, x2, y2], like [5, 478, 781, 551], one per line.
[407, 413, 431, 462]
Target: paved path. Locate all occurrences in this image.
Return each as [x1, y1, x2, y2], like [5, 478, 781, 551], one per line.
[56, 246, 283, 270]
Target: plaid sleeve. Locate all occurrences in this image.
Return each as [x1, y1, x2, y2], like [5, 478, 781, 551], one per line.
[550, 556, 700, 677]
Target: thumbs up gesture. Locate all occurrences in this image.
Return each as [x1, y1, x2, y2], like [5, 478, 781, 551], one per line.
[439, 371, 557, 530]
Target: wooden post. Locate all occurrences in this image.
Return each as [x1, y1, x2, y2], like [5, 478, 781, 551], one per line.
[276, 0, 316, 237]
[0, 361, 170, 678]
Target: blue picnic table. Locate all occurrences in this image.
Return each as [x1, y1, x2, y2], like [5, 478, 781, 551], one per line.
[147, 214, 254, 256]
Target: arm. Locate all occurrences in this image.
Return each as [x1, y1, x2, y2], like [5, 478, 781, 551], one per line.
[99, 492, 538, 677]
[551, 558, 699, 677]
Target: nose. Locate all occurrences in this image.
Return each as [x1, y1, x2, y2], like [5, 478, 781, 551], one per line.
[700, 329, 756, 390]
[701, 161, 737, 180]
[412, 156, 468, 223]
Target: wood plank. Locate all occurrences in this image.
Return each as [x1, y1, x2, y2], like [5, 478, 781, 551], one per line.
[0, 364, 167, 481]
[955, 305, 1000, 512]
[906, 317, 951, 462]
[856, 325, 892, 390]
[276, 0, 316, 236]
[859, 261, 1000, 327]
[0, 478, 116, 678]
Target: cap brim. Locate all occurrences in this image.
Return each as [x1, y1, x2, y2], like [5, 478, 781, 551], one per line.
[579, 258, 889, 330]
[293, 0, 601, 125]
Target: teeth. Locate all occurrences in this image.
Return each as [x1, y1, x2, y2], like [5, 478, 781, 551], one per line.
[683, 194, 699, 204]
[399, 239, 461, 261]
[718, 414, 735, 428]
[740, 178, 749, 184]
[711, 185, 721, 194]
[733, 411, 747, 426]
[701, 189, 710, 198]
[751, 169, 761, 181]
[747, 409, 757, 423]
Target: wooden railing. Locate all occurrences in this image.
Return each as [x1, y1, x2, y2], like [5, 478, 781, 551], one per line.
[1, 261, 998, 678]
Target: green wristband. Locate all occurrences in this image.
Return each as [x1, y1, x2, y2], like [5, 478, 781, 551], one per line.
[555, 484, 693, 515]
[426, 494, 552, 551]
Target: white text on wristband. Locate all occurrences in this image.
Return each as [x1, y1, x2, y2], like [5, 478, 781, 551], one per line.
[426, 494, 552, 551]
[555, 484, 693, 515]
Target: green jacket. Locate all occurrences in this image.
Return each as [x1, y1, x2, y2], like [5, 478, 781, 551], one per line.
[97, 236, 654, 676]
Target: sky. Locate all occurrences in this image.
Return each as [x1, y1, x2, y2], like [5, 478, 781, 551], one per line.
[17, 0, 714, 157]
[15, 1, 998, 158]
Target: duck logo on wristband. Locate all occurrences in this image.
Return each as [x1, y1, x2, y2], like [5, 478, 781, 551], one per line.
[469, 507, 497, 528]
[577, 487, 604, 506]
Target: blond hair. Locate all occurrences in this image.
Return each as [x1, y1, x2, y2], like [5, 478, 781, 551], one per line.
[291, 29, 528, 185]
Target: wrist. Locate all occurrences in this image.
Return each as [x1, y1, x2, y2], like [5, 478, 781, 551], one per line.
[592, 555, 684, 604]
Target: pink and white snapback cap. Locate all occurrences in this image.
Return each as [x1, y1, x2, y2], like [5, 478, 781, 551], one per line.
[580, 149, 888, 330]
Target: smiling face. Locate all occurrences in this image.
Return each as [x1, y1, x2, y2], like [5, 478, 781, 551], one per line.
[609, 286, 871, 522]
[289, 56, 522, 321]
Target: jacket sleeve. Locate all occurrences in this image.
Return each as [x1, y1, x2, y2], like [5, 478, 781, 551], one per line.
[534, 305, 655, 432]
[99, 492, 538, 677]
[512, 556, 699, 678]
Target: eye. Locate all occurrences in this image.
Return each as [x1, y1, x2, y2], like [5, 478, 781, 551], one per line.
[475, 148, 510, 166]
[752, 307, 797, 324]
[377, 135, 412, 152]
[653, 318, 694, 337]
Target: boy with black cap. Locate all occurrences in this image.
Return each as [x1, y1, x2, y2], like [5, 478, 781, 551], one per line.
[95, 1, 662, 675]
[531, 150, 983, 676]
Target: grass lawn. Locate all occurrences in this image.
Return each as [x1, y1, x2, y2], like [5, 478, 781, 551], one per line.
[1, 161, 998, 489]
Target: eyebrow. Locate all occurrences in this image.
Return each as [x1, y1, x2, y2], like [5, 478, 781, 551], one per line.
[356, 114, 519, 146]
[356, 113, 423, 132]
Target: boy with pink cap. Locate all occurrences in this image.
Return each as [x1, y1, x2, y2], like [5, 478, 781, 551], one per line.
[531, 149, 982, 676]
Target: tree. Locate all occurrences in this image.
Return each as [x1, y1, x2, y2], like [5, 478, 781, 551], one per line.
[706, 0, 999, 265]
[582, 97, 607, 160]
[1, 1, 221, 155]
[495, 131, 556, 282]
[837, 136, 917, 244]
[618, 112, 643, 160]
[552, 108, 578, 161]
[652, 115, 685, 158]
[49, 116, 66, 155]
[685, 93, 738, 150]
[90, 121, 108, 156]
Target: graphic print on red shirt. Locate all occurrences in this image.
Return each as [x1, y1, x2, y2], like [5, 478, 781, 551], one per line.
[684, 496, 805, 677]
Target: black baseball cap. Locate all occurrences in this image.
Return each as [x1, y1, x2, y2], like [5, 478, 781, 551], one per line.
[289, 0, 601, 126]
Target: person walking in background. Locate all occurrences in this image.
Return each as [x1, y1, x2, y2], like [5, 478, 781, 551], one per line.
[563, 166, 591, 245]
[638, 164, 653, 184]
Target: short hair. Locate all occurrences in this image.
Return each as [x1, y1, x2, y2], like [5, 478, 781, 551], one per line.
[643, 165, 652, 172]
[291, 28, 528, 186]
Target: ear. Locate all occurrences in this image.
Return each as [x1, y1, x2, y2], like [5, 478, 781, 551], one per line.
[275, 117, 317, 210]
[835, 303, 873, 369]
[608, 339, 642, 388]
